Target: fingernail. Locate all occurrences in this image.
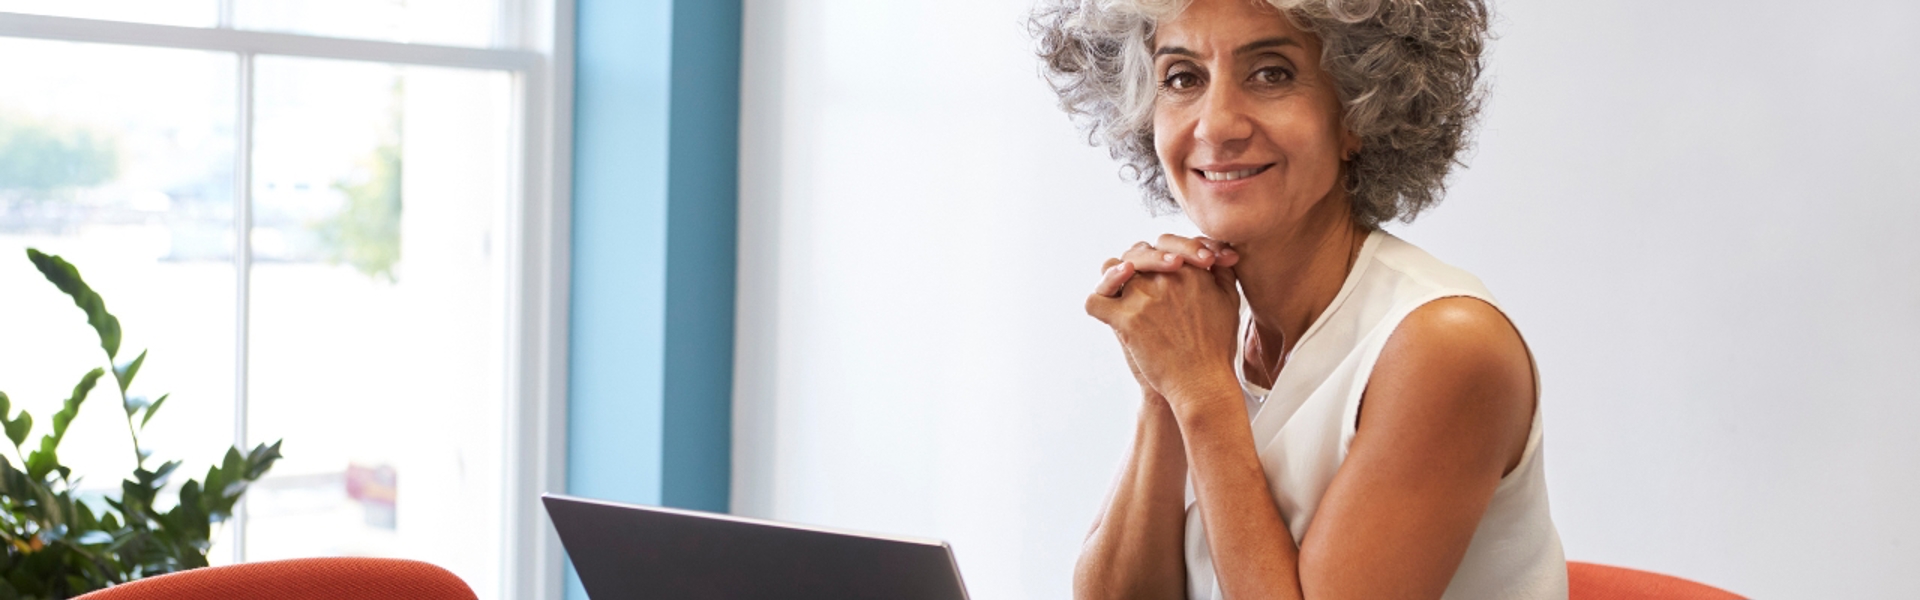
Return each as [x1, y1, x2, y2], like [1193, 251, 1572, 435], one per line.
[1197, 249, 1213, 260]
[1163, 253, 1177, 262]
[1222, 247, 1238, 256]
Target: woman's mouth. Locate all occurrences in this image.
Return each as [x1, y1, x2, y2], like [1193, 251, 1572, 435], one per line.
[1196, 164, 1274, 181]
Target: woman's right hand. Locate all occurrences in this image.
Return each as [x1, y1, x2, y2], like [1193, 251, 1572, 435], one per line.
[1092, 234, 1239, 298]
[1092, 234, 1238, 397]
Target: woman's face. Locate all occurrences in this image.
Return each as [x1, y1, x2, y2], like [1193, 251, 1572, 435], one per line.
[1152, 0, 1357, 244]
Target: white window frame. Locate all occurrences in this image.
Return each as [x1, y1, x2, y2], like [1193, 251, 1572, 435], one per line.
[0, 6, 573, 599]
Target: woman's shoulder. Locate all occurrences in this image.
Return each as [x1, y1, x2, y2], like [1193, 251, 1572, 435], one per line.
[1364, 231, 1497, 302]
[1361, 231, 1533, 414]
[1359, 232, 1529, 386]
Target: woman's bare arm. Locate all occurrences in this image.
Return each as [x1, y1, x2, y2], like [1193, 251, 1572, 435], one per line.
[1174, 297, 1535, 600]
[1074, 393, 1191, 600]
[1294, 298, 1534, 598]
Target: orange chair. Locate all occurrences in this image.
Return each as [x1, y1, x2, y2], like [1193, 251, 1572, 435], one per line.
[74, 557, 476, 600]
[1569, 561, 1746, 600]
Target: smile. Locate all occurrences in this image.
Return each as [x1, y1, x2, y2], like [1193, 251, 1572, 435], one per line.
[1197, 164, 1273, 181]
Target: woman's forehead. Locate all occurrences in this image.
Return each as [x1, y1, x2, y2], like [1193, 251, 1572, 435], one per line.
[1153, 0, 1307, 55]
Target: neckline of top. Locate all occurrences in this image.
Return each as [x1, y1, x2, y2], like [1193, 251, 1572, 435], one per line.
[1235, 228, 1388, 400]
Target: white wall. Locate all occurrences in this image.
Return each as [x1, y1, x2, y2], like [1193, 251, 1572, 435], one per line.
[733, 1, 1920, 598]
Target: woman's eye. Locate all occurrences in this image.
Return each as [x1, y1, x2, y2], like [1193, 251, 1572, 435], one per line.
[1252, 66, 1293, 85]
[1162, 71, 1201, 91]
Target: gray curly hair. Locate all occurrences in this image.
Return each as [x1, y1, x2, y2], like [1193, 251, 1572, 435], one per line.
[1030, 0, 1490, 226]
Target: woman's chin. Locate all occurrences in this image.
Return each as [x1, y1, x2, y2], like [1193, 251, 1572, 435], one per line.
[1187, 212, 1278, 247]
[1180, 192, 1279, 238]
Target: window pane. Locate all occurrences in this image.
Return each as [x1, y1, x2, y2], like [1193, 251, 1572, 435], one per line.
[0, 36, 238, 552]
[244, 55, 511, 599]
[233, 0, 500, 48]
[0, 0, 218, 27]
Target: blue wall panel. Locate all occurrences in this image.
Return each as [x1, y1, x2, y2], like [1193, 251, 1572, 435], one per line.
[568, 0, 672, 512]
[660, 0, 742, 514]
[567, 0, 741, 597]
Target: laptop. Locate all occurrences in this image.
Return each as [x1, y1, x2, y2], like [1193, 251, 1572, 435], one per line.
[542, 494, 972, 600]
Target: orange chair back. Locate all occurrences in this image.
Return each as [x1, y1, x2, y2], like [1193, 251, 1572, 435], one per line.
[1568, 561, 1746, 600]
[74, 557, 476, 600]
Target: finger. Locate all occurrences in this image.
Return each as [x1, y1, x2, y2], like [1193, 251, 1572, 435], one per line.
[1211, 262, 1239, 295]
[1085, 290, 1122, 325]
[1122, 243, 1184, 273]
[1155, 233, 1217, 269]
[1198, 238, 1240, 268]
[1092, 261, 1135, 298]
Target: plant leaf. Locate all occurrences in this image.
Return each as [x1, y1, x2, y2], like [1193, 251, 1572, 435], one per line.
[113, 349, 146, 395]
[49, 368, 103, 444]
[150, 460, 180, 489]
[25, 446, 58, 482]
[122, 396, 149, 419]
[27, 249, 121, 360]
[244, 440, 283, 480]
[75, 500, 96, 529]
[177, 481, 203, 522]
[22, 369, 97, 482]
[220, 447, 243, 480]
[139, 394, 169, 428]
[5, 411, 29, 450]
[0, 455, 30, 497]
[199, 463, 226, 514]
[118, 478, 150, 516]
[0, 392, 22, 450]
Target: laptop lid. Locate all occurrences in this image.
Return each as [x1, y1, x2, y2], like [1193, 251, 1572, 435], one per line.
[542, 494, 971, 600]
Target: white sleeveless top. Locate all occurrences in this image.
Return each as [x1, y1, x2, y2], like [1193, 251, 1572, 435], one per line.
[1182, 230, 1567, 600]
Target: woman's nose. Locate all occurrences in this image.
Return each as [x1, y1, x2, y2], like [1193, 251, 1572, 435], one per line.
[1193, 83, 1254, 149]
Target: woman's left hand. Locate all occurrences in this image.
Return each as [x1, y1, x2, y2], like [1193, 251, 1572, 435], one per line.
[1086, 250, 1243, 411]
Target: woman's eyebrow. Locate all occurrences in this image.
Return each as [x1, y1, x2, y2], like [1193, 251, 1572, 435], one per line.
[1154, 36, 1299, 59]
[1237, 36, 1300, 55]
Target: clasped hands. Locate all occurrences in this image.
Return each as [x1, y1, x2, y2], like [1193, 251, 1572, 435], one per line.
[1085, 234, 1245, 414]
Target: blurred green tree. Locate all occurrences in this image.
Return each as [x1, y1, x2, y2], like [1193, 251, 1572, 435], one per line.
[315, 140, 402, 282]
[0, 112, 121, 197]
[313, 81, 403, 283]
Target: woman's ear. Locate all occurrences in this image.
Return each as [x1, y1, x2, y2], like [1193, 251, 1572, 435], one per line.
[1341, 129, 1361, 161]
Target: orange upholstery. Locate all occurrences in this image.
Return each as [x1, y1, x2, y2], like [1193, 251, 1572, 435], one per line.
[1569, 561, 1746, 600]
[74, 557, 476, 600]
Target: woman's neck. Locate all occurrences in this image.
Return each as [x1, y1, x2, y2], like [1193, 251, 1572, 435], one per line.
[1233, 201, 1370, 376]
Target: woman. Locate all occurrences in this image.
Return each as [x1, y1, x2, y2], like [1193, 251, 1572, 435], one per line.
[1032, 0, 1565, 598]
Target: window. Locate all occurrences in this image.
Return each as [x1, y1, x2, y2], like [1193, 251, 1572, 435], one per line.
[0, 4, 568, 598]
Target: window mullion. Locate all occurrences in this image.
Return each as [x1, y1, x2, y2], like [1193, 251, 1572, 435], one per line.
[230, 49, 254, 564]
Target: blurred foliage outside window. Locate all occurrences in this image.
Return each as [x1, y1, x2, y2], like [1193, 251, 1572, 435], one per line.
[0, 112, 121, 199]
[309, 84, 402, 283]
[314, 139, 401, 283]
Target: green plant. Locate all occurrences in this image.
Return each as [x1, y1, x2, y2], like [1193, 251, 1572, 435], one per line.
[0, 249, 283, 599]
